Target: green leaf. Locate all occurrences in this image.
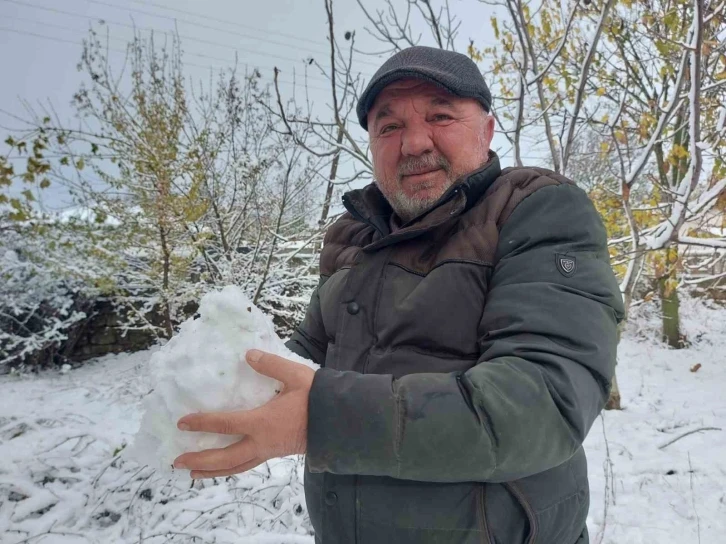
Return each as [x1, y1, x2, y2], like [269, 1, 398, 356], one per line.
[655, 40, 669, 56]
[4, 136, 15, 146]
[663, 11, 678, 32]
[40, 178, 51, 189]
[21, 189, 35, 202]
[76, 158, 85, 170]
[60, 156, 69, 166]
[9, 210, 28, 221]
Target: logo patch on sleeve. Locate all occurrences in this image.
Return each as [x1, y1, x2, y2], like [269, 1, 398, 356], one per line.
[556, 254, 577, 277]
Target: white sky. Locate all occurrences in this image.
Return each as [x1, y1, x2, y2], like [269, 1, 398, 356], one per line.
[0, 0, 516, 208]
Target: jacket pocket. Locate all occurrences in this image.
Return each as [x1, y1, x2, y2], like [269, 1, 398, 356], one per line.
[512, 449, 589, 543]
[323, 341, 336, 369]
[303, 461, 324, 538]
[479, 483, 533, 544]
[357, 476, 483, 543]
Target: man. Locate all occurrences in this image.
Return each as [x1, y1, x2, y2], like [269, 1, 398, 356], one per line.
[174, 46, 625, 543]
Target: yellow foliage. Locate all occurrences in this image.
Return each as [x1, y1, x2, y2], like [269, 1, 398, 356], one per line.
[467, 42, 483, 63]
[668, 144, 689, 166]
[663, 276, 678, 297]
[542, 10, 552, 37]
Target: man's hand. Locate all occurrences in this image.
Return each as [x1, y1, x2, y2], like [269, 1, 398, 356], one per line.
[173, 349, 315, 479]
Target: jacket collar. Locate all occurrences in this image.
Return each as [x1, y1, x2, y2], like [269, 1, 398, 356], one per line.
[341, 151, 501, 248]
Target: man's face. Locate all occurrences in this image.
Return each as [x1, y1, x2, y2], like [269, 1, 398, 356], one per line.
[368, 79, 495, 222]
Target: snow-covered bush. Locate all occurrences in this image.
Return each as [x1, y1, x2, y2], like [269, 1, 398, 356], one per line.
[1, 30, 330, 369]
[0, 226, 90, 369]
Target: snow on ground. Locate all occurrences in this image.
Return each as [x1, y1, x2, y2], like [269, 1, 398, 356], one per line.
[0, 347, 313, 544]
[1, 294, 725, 543]
[585, 295, 726, 543]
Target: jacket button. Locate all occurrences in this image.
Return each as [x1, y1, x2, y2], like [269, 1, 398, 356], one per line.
[347, 301, 360, 315]
[325, 491, 338, 506]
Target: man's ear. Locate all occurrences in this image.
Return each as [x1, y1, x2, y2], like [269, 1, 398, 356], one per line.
[484, 112, 495, 144]
[480, 110, 495, 151]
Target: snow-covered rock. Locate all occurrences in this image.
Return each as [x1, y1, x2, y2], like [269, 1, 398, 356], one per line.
[125, 286, 317, 473]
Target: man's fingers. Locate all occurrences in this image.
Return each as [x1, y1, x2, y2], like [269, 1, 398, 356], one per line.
[173, 438, 257, 472]
[245, 349, 305, 385]
[190, 457, 265, 479]
[177, 409, 256, 435]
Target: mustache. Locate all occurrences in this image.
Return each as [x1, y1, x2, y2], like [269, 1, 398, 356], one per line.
[397, 153, 451, 180]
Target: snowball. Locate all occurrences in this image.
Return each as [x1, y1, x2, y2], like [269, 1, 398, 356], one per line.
[60, 364, 71, 374]
[125, 286, 317, 474]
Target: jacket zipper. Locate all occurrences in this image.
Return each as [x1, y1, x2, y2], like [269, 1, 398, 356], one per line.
[478, 484, 493, 544]
[504, 482, 539, 544]
[354, 474, 360, 544]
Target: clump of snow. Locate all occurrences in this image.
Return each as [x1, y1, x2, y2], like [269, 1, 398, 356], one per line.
[125, 286, 317, 474]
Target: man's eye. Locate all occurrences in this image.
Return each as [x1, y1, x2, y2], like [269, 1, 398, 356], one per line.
[432, 114, 452, 122]
[380, 124, 399, 134]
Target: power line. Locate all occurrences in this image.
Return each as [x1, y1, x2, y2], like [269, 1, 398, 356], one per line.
[2, 11, 347, 91]
[0, 26, 332, 93]
[128, 0, 385, 70]
[5, 0, 376, 83]
[80, 0, 381, 73]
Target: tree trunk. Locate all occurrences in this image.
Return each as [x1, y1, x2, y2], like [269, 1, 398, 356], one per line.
[605, 371, 621, 410]
[605, 318, 626, 410]
[158, 223, 174, 339]
[658, 246, 684, 348]
[319, 125, 344, 225]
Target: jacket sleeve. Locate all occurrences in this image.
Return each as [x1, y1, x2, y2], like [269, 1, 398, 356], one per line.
[285, 276, 329, 367]
[306, 183, 625, 483]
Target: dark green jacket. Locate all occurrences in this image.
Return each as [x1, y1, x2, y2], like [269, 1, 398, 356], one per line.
[287, 153, 625, 544]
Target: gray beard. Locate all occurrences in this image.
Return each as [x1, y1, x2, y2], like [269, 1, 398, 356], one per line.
[375, 131, 490, 223]
[382, 178, 454, 223]
[377, 152, 454, 223]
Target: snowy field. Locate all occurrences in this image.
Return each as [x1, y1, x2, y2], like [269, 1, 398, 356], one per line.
[1, 296, 724, 544]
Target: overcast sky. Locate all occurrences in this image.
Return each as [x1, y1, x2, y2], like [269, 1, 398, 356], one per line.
[1, 0, 513, 209]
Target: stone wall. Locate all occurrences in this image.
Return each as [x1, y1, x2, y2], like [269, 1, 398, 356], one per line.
[67, 299, 157, 362]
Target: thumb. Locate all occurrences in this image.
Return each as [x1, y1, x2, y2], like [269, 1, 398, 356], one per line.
[245, 349, 300, 385]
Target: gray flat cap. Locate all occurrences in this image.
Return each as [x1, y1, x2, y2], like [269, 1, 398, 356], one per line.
[356, 46, 492, 131]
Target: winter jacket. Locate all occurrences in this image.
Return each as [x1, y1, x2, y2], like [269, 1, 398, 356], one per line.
[286, 151, 625, 544]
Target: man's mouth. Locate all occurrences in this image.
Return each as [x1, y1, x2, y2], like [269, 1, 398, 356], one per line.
[402, 167, 442, 178]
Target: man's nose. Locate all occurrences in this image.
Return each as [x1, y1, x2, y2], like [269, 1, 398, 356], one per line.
[400, 122, 434, 157]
